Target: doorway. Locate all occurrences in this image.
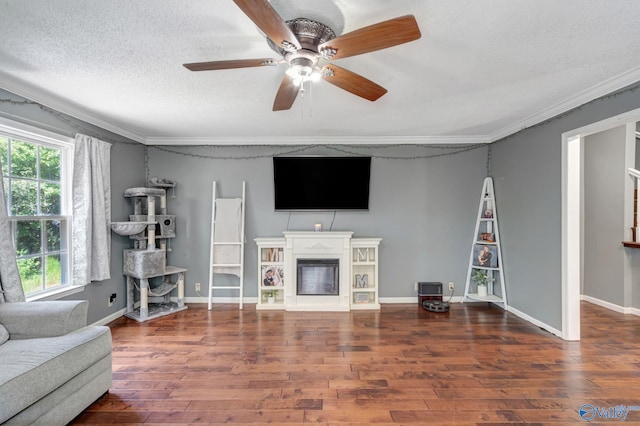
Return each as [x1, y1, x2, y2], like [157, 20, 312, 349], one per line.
[562, 108, 640, 340]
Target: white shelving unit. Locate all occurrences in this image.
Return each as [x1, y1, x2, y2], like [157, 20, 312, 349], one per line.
[255, 238, 286, 310]
[463, 177, 507, 309]
[351, 238, 381, 310]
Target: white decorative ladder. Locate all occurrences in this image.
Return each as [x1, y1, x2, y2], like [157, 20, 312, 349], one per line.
[208, 181, 246, 310]
[463, 177, 507, 309]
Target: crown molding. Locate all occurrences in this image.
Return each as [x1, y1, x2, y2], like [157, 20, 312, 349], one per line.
[145, 134, 490, 146]
[4, 65, 639, 147]
[488, 66, 640, 143]
[0, 76, 489, 146]
[0, 73, 147, 143]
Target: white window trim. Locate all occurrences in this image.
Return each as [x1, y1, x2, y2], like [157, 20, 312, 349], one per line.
[26, 284, 84, 302]
[0, 117, 74, 148]
[0, 117, 77, 300]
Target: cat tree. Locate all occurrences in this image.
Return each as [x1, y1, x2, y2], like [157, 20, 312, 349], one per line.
[111, 179, 187, 321]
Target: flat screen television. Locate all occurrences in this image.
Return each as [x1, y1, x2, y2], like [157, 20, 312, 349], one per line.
[273, 156, 371, 211]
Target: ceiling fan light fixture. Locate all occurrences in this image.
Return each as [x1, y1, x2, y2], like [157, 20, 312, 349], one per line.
[285, 63, 311, 79]
[286, 65, 323, 87]
[309, 68, 322, 82]
[286, 65, 311, 86]
[285, 57, 320, 86]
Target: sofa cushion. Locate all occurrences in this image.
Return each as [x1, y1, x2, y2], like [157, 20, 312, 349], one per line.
[0, 301, 88, 339]
[0, 325, 111, 424]
[0, 324, 8, 345]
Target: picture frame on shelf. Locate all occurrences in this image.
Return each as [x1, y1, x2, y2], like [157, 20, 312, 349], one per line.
[262, 265, 284, 287]
[479, 232, 495, 242]
[472, 244, 498, 268]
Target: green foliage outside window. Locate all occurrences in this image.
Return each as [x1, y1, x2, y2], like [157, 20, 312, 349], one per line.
[0, 137, 7, 175]
[2, 137, 66, 295]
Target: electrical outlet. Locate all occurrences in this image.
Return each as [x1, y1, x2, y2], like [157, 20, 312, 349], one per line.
[448, 282, 455, 291]
[195, 282, 201, 292]
[414, 282, 418, 291]
[108, 293, 116, 307]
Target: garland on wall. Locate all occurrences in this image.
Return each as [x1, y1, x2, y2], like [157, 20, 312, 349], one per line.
[0, 97, 140, 146]
[491, 81, 640, 146]
[0, 95, 487, 160]
[149, 143, 486, 161]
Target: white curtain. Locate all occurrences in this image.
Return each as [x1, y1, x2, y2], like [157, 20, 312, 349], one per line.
[72, 134, 112, 285]
[0, 157, 25, 303]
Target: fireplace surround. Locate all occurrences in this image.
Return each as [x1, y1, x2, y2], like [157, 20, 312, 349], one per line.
[284, 231, 352, 311]
[255, 232, 381, 311]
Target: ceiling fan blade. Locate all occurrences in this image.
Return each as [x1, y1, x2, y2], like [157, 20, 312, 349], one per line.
[273, 75, 300, 111]
[183, 58, 278, 71]
[321, 64, 387, 101]
[233, 0, 301, 51]
[319, 15, 421, 60]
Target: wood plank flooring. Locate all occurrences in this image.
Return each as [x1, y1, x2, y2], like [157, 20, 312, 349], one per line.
[72, 301, 640, 425]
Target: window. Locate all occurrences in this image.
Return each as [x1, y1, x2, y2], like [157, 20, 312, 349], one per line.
[0, 124, 73, 297]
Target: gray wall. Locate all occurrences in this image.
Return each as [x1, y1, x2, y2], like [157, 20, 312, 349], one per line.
[0, 89, 146, 324]
[5, 81, 640, 328]
[147, 145, 488, 299]
[583, 126, 626, 305]
[491, 83, 640, 331]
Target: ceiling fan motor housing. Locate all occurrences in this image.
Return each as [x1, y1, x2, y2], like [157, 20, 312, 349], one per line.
[267, 18, 336, 56]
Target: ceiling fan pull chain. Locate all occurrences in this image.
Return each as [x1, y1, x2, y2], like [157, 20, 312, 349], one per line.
[307, 81, 314, 118]
[300, 85, 305, 119]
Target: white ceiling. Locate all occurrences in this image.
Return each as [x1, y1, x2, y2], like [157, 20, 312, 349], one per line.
[1, 0, 640, 145]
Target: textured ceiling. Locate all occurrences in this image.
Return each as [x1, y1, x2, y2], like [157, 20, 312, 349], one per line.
[1, 0, 640, 145]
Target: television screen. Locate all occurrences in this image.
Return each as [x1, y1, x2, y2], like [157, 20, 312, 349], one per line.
[273, 156, 371, 211]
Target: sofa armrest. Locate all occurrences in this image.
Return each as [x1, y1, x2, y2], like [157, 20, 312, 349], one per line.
[0, 300, 89, 339]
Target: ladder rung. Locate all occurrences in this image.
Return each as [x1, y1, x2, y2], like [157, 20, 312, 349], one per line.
[212, 263, 241, 267]
[213, 242, 242, 245]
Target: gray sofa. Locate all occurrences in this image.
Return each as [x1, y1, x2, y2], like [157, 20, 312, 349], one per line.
[0, 300, 112, 425]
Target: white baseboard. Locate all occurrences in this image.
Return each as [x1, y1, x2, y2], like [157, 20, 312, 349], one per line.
[379, 296, 463, 304]
[182, 296, 258, 304]
[91, 308, 126, 326]
[184, 296, 462, 305]
[581, 294, 640, 315]
[90, 297, 568, 343]
[506, 305, 563, 338]
[379, 297, 419, 304]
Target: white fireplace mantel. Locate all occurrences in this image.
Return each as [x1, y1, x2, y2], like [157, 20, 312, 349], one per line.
[255, 232, 381, 311]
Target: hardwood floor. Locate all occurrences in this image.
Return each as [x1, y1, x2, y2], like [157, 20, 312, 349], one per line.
[72, 301, 640, 425]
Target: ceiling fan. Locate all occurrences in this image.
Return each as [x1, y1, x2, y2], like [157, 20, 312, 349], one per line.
[183, 0, 421, 111]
